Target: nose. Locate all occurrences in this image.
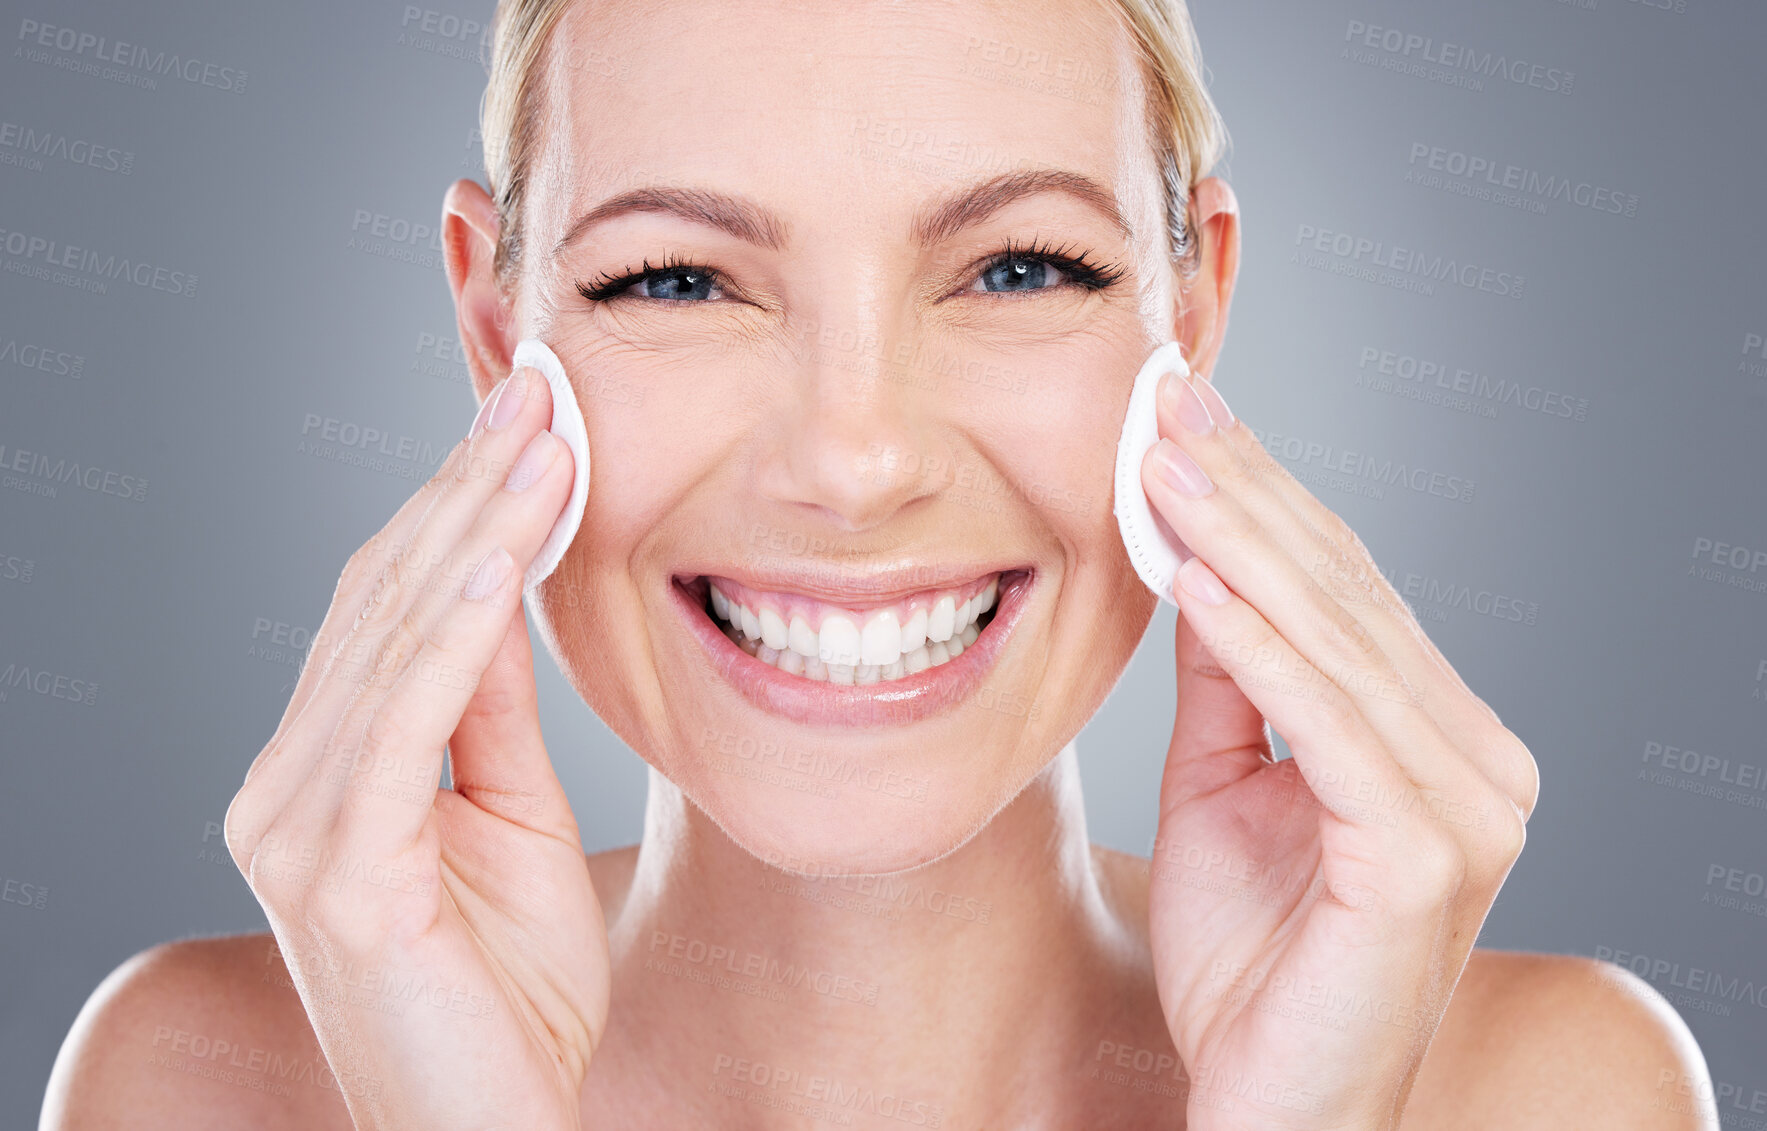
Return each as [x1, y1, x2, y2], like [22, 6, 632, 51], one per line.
[753, 311, 948, 533]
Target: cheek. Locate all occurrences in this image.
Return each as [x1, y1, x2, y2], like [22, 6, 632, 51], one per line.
[943, 337, 1133, 553]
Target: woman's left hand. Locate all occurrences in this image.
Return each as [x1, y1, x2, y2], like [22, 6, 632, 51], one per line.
[1139, 368, 1540, 1130]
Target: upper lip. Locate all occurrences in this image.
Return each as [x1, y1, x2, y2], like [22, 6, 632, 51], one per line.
[673, 560, 1029, 607]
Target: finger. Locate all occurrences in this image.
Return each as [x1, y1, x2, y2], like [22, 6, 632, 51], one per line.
[1162, 554, 1421, 838]
[1150, 376, 1535, 817]
[1193, 397, 1538, 817]
[1167, 547, 1512, 861]
[327, 428, 575, 856]
[1140, 444, 1454, 782]
[447, 606, 581, 845]
[1161, 604, 1274, 814]
[262, 374, 508, 752]
[244, 367, 556, 828]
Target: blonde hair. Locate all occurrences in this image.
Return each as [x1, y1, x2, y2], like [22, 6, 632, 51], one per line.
[480, 0, 1228, 287]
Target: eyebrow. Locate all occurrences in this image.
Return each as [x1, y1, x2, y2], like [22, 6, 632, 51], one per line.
[548, 168, 1134, 260]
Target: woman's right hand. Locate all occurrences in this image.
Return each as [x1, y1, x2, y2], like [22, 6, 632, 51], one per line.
[224, 364, 606, 1130]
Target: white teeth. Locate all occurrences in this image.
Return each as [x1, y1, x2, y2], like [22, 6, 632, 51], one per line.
[789, 614, 818, 658]
[708, 575, 1007, 683]
[860, 609, 902, 666]
[759, 607, 789, 651]
[928, 595, 956, 643]
[818, 614, 862, 666]
[902, 607, 928, 653]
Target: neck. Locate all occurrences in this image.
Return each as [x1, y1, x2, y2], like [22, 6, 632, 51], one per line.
[599, 743, 1144, 1124]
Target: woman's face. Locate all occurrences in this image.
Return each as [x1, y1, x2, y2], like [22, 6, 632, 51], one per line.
[501, 0, 1199, 872]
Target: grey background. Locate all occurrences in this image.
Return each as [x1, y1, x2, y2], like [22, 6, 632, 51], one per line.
[4, 0, 1764, 1117]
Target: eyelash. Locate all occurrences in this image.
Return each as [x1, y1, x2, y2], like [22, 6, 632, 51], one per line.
[573, 238, 1128, 303]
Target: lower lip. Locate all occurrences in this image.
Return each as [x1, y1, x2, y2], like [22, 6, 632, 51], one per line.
[670, 570, 1035, 728]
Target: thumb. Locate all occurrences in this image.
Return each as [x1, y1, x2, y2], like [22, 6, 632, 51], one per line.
[1160, 603, 1274, 818]
[447, 598, 579, 841]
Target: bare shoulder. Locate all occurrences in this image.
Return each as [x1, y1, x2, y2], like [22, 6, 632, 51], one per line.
[1405, 950, 1717, 1130]
[40, 849, 639, 1128]
[1088, 845, 1715, 1130]
[40, 932, 354, 1131]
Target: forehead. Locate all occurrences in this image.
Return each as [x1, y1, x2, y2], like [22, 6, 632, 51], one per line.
[529, 0, 1158, 246]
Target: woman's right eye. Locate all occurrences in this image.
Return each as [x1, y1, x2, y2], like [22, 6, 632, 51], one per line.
[577, 263, 728, 303]
[626, 268, 725, 301]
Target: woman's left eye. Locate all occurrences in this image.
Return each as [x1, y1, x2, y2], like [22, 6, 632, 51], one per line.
[627, 268, 725, 301]
[971, 257, 1068, 294]
[577, 246, 1121, 306]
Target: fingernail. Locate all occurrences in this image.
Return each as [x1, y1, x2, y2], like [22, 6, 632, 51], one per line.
[462, 546, 512, 602]
[469, 378, 507, 439]
[1151, 438, 1213, 497]
[488, 367, 531, 431]
[1173, 376, 1215, 435]
[1195, 379, 1235, 428]
[504, 430, 557, 492]
[1178, 556, 1231, 606]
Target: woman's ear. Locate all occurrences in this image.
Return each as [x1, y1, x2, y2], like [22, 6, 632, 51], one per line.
[442, 179, 516, 405]
[1172, 176, 1239, 382]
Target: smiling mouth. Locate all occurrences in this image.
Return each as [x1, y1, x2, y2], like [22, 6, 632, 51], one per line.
[684, 570, 1018, 685]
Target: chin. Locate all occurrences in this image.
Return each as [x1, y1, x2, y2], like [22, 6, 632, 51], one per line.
[534, 539, 1152, 873]
[673, 756, 1033, 877]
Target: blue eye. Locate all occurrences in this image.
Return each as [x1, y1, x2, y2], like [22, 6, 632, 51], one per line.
[575, 240, 1124, 305]
[975, 257, 1064, 293]
[578, 258, 727, 303]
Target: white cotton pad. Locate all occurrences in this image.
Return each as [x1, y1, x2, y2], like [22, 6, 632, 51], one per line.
[1113, 340, 1194, 606]
[510, 338, 591, 594]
